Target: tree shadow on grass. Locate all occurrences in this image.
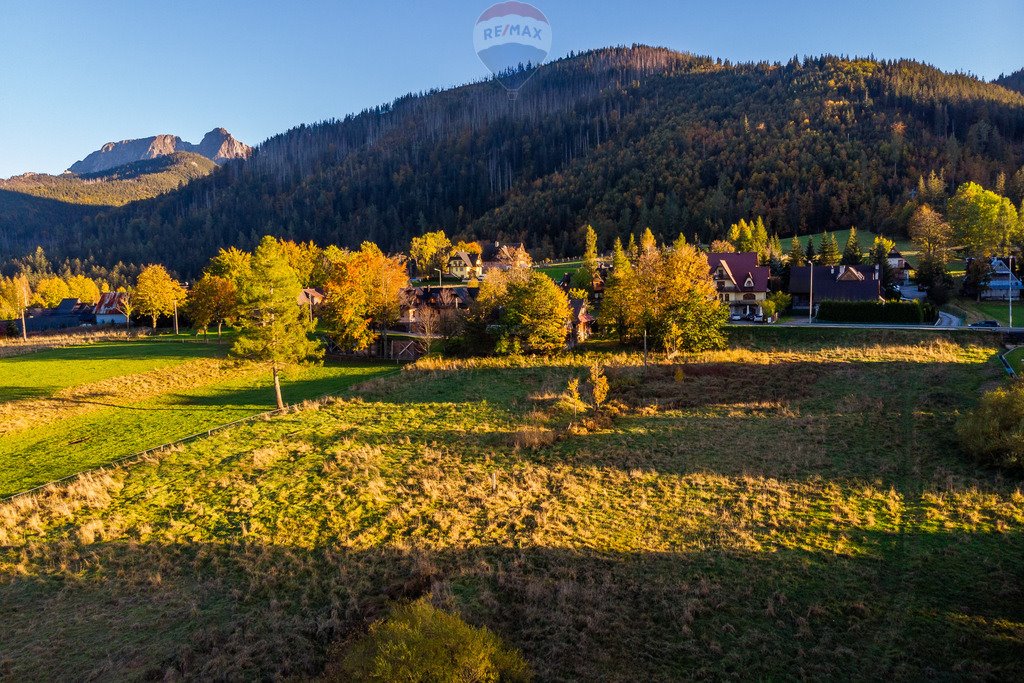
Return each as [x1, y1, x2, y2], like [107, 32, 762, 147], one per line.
[0, 530, 1020, 681]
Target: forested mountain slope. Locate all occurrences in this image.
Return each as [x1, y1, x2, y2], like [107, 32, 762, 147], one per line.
[0, 153, 218, 207]
[3, 46, 1024, 275]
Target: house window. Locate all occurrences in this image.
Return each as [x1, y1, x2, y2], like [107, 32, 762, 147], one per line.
[743, 293, 756, 300]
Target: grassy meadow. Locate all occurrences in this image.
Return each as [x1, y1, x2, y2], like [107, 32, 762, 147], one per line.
[1006, 347, 1024, 376]
[0, 337, 395, 496]
[1, 328, 1022, 680]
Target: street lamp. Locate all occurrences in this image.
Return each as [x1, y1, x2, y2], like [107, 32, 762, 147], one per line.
[1009, 255, 1015, 329]
[434, 268, 442, 288]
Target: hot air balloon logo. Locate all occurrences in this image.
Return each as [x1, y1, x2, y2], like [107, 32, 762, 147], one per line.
[473, 2, 552, 98]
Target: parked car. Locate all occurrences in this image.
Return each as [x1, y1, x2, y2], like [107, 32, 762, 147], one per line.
[969, 320, 1000, 328]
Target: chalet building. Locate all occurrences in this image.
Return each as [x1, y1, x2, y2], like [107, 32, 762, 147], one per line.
[789, 264, 882, 312]
[568, 298, 595, 347]
[447, 251, 483, 280]
[94, 292, 128, 326]
[887, 248, 911, 284]
[478, 241, 530, 272]
[21, 298, 94, 332]
[396, 286, 475, 332]
[707, 252, 770, 320]
[977, 257, 1022, 301]
[297, 288, 325, 322]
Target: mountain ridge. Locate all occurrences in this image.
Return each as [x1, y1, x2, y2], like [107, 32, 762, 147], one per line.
[67, 128, 252, 175]
[3, 46, 1024, 275]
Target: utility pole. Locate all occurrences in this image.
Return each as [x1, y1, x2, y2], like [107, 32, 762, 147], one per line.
[173, 301, 179, 335]
[1010, 255, 1015, 329]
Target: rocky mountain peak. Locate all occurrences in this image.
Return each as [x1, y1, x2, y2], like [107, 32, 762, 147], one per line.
[68, 129, 252, 175]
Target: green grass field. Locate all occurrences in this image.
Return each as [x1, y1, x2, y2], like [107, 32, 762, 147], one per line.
[1, 329, 1021, 680]
[0, 338, 396, 496]
[956, 298, 1019, 326]
[536, 260, 583, 282]
[1005, 347, 1024, 375]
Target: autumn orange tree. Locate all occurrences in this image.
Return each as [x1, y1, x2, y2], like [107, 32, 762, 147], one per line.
[322, 243, 409, 352]
[185, 274, 238, 339]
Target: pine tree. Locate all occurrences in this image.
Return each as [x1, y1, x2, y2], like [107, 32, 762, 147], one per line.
[233, 236, 322, 409]
[788, 236, 806, 267]
[819, 232, 841, 266]
[571, 225, 600, 293]
[600, 238, 641, 343]
[841, 227, 863, 265]
[806, 236, 817, 263]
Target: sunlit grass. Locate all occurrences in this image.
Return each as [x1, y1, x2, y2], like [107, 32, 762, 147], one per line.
[0, 331, 1021, 680]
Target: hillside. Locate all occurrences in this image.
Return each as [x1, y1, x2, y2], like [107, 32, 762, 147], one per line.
[4, 46, 1024, 275]
[996, 68, 1024, 95]
[1, 329, 1021, 679]
[0, 153, 218, 207]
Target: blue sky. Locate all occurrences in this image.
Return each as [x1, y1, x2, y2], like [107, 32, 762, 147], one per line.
[1, 0, 1022, 177]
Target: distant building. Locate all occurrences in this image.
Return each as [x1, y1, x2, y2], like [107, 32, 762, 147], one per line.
[978, 257, 1022, 301]
[789, 264, 882, 312]
[887, 248, 911, 284]
[568, 298, 595, 346]
[94, 292, 128, 326]
[23, 298, 94, 332]
[478, 241, 530, 272]
[447, 251, 483, 280]
[707, 252, 770, 319]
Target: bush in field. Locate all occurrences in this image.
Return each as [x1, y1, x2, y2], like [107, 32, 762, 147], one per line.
[329, 600, 531, 683]
[957, 382, 1024, 469]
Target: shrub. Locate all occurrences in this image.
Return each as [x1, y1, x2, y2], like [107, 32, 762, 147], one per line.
[957, 382, 1024, 469]
[815, 300, 937, 324]
[329, 600, 532, 682]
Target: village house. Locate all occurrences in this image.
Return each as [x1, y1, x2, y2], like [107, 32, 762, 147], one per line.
[788, 264, 882, 312]
[887, 248, 911, 284]
[977, 257, 1022, 301]
[567, 298, 596, 347]
[94, 292, 128, 326]
[707, 252, 770, 320]
[478, 241, 530, 272]
[447, 251, 483, 280]
[21, 298, 95, 332]
[296, 287, 325, 321]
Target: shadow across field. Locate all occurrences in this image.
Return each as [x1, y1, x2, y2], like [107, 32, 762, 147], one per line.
[1, 530, 1021, 681]
[347, 356, 1003, 486]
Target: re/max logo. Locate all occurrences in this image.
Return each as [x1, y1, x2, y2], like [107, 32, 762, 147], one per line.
[481, 23, 544, 41]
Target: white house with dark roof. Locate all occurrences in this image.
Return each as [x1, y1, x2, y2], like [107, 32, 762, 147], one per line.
[707, 252, 770, 319]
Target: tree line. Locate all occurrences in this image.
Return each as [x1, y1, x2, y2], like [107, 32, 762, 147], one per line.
[4, 47, 1024, 276]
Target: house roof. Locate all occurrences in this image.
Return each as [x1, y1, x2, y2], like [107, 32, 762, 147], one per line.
[789, 265, 881, 301]
[449, 251, 477, 267]
[94, 292, 126, 316]
[297, 288, 324, 306]
[707, 252, 770, 292]
[569, 298, 594, 323]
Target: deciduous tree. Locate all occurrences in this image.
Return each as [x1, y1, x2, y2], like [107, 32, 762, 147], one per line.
[185, 274, 238, 338]
[409, 230, 452, 277]
[31, 276, 69, 308]
[135, 265, 186, 329]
